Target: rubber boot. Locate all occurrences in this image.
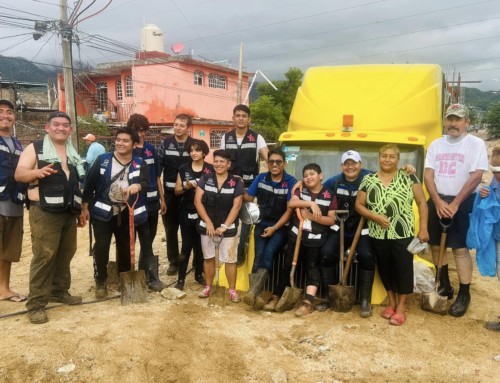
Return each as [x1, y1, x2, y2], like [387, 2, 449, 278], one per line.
[263, 295, 279, 311]
[243, 268, 269, 306]
[437, 264, 454, 299]
[449, 283, 471, 317]
[358, 269, 374, 318]
[144, 256, 165, 292]
[317, 266, 337, 312]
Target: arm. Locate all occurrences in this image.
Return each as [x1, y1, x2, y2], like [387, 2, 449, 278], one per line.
[157, 176, 166, 215]
[243, 176, 258, 202]
[448, 170, 484, 214]
[14, 143, 57, 183]
[355, 190, 390, 229]
[424, 167, 450, 219]
[261, 207, 293, 237]
[259, 146, 269, 163]
[300, 208, 335, 226]
[288, 194, 322, 220]
[174, 173, 185, 196]
[123, 162, 149, 199]
[215, 195, 243, 237]
[413, 183, 429, 242]
[194, 186, 215, 237]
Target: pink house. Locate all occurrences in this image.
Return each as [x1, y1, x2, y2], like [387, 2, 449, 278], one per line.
[57, 50, 252, 150]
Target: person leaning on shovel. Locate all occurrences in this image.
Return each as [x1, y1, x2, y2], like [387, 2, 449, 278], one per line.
[355, 144, 429, 326]
[15, 111, 87, 324]
[81, 126, 150, 300]
[424, 104, 488, 317]
[194, 149, 244, 303]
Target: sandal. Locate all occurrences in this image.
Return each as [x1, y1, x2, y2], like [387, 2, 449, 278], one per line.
[380, 307, 396, 319]
[389, 313, 406, 326]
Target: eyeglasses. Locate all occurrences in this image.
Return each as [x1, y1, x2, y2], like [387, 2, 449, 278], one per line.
[268, 159, 284, 165]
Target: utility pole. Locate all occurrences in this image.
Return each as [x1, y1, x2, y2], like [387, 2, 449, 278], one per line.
[237, 42, 243, 104]
[59, 0, 78, 148]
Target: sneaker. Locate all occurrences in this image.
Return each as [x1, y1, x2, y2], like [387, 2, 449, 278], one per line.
[194, 275, 206, 286]
[175, 280, 185, 291]
[148, 280, 165, 292]
[166, 264, 178, 276]
[229, 290, 240, 303]
[95, 282, 108, 300]
[28, 308, 48, 324]
[50, 292, 82, 305]
[294, 300, 313, 317]
[198, 286, 211, 298]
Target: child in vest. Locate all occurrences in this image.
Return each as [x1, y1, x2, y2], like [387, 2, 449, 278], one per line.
[267, 163, 336, 316]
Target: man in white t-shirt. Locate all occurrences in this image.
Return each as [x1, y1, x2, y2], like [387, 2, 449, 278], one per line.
[220, 104, 268, 265]
[424, 103, 488, 317]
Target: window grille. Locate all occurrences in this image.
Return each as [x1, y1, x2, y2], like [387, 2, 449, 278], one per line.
[208, 73, 226, 89]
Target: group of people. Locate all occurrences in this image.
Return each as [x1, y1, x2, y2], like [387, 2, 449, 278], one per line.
[0, 99, 497, 330]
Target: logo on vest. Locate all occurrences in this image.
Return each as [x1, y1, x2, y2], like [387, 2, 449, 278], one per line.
[103, 158, 110, 167]
[227, 135, 235, 143]
[247, 134, 255, 142]
[144, 148, 153, 157]
[228, 178, 236, 187]
[203, 167, 212, 174]
[281, 181, 288, 188]
[322, 190, 331, 199]
[168, 143, 176, 150]
[206, 178, 215, 186]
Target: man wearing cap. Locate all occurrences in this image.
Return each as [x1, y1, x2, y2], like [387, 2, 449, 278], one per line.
[15, 111, 86, 324]
[0, 99, 27, 303]
[82, 133, 105, 171]
[424, 103, 488, 317]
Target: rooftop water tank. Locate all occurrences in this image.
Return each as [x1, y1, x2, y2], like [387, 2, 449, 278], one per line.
[141, 24, 164, 52]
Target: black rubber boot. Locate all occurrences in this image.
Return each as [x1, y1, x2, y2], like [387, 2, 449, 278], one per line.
[437, 264, 454, 299]
[243, 268, 269, 306]
[316, 266, 337, 311]
[449, 283, 471, 317]
[359, 269, 374, 318]
[144, 256, 165, 292]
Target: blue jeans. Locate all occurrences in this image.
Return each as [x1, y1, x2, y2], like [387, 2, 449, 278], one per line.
[252, 224, 289, 273]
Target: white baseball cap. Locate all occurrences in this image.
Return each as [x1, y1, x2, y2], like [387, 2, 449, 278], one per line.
[341, 150, 362, 164]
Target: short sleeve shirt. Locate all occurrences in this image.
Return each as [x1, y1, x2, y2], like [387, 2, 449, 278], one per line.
[359, 170, 419, 239]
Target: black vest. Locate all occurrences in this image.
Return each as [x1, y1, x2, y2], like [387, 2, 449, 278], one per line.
[224, 129, 260, 187]
[33, 140, 82, 214]
[291, 186, 333, 247]
[197, 173, 242, 237]
[160, 135, 193, 191]
[256, 173, 290, 223]
[0, 136, 26, 204]
[330, 174, 363, 234]
[178, 161, 214, 222]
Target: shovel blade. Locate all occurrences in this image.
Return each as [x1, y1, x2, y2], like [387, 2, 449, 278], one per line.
[208, 285, 226, 307]
[119, 270, 148, 306]
[329, 284, 355, 313]
[421, 291, 448, 315]
[275, 287, 302, 313]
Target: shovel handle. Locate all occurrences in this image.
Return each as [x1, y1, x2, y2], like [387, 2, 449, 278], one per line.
[125, 193, 139, 272]
[342, 217, 365, 285]
[290, 208, 304, 288]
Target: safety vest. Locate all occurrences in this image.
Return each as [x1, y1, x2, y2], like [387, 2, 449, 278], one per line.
[133, 142, 159, 208]
[33, 140, 82, 214]
[160, 135, 193, 191]
[197, 172, 242, 237]
[327, 169, 371, 234]
[0, 136, 26, 204]
[90, 153, 148, 225]
[291, 186, 334, 247]
[224, 129, 260, 187]
[178, 161, 214, 223]
[255, 171, 296, 224]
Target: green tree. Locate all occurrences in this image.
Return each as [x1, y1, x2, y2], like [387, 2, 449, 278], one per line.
[485, 102, 500, 139]
[250, 96, 287, 143]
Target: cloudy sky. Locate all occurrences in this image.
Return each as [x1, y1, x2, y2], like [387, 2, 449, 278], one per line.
[1, 0, 500, 91]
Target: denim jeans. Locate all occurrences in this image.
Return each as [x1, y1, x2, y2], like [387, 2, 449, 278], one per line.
[252, 224, 288, 273]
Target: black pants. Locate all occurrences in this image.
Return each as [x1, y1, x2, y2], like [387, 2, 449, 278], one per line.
[179, 219, 203, 281]
[161, 191, 180, 266]
[93, 209, 154, 283]
[320, 230, 376, 271]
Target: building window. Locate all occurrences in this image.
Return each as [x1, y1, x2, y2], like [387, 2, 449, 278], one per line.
[210, 129, 229, 149]
[125, 75, 133, 97]
[208, 73, 226, 89]
[96, 81, 108, 111]
[116, 80, 122, 100]
[194, 71, 203, 86]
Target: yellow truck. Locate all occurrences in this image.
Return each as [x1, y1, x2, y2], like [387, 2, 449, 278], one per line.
[278, 64, 445, 303]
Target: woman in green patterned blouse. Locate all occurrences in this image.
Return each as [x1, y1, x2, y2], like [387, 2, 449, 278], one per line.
[355, 144, 429, 326]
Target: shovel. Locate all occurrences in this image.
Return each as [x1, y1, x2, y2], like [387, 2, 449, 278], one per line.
[421, 217, 453, 315]
[208, 235, 225, 307]
[275, 209, 304, 313]
[329, 210, 358, 312]
[119, 193, 148, 306]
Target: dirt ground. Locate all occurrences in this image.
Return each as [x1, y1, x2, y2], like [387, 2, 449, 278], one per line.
[1, 135, 499, 383]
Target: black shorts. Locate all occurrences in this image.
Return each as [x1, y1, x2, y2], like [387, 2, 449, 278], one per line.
[427, 193, 475, 249]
